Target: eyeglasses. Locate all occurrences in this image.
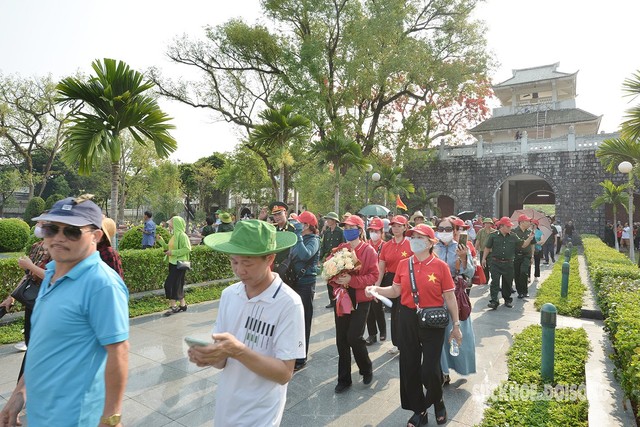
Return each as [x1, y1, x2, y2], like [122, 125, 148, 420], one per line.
[436, 226, 454, 232]
[41, 223, 95, 241]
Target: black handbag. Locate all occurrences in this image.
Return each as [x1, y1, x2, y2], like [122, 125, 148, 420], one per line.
[409, 257, 449, 329]
[12, 276, 41, 310]
[276, 250, 316, 287]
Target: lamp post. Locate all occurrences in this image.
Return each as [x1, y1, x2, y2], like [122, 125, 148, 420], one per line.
[619, 161, 635, 263]
[371, 172, 381, 205]
[364, 164, 373, 205]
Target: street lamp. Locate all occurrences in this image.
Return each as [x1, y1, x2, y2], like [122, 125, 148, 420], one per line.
[364, 164, 373, 205]
[371, 172, 381, 204]
[619, 161, 635, 262]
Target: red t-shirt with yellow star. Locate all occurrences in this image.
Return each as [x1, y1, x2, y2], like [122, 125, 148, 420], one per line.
[394, 255, 455, 308]
[379, 237, 412, 273]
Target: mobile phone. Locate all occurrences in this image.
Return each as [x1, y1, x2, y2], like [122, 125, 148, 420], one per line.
[458, 232, 468, 247]
[184, 336, 211, 347]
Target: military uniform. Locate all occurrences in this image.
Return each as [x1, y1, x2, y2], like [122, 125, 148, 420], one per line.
[319, 225, 345, 307]
[513, 226, 534, 297]
[485, 231, 519, 306]
[274, 221, 296, 268]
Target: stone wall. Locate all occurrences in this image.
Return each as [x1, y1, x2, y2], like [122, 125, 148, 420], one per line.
[405, 149, 618, 238]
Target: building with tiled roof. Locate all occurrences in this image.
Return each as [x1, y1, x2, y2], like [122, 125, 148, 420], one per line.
[469, 63, 601, 142]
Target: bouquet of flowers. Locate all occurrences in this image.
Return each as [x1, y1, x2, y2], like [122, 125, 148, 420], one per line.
[321, 248, 360, 280]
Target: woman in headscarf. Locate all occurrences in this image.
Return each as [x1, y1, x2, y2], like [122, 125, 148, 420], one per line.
[366, 224, 462, 426]
[158, 216, 192, 316]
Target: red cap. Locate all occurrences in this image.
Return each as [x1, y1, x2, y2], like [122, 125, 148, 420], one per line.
[288, 213, 298, 220]
[531, 219, 540, 226]
[495, 216, 514, 227]
[297, 211, 317, 227]
[389, 215, 408, 226]
[405, 224, 437, 240]
[342, 215, 365, 229]
[517, 214, 531, 223]
[451, 218, 469, 229]
[367, 218, 384, 230]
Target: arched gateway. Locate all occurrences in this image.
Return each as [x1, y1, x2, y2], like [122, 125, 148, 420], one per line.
[405, 63, 628, 238]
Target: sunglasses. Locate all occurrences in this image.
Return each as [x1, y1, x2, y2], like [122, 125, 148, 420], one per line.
[436, 226, 454, 232]
[41, 223, 96, 241]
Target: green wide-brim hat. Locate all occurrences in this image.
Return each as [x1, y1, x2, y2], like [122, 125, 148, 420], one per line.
[204, 219, 297, 256]
[324, 211, 340, 221]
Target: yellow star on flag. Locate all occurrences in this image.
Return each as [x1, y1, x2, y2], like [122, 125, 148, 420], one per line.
[428, 273, 437, 283]
[401, 251, 408, 257]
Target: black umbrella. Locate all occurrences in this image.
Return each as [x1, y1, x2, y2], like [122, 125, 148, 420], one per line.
[457, 210, 476, 221]
[359, 204, 390, 217]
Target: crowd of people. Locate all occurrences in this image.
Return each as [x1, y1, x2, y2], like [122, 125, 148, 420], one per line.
[0, 194, 574, 426]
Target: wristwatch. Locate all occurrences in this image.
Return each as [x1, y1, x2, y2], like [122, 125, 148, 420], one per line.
[100, 414, 121, 425]
[453, 321, 461, 327]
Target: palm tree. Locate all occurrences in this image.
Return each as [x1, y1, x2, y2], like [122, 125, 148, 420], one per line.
[56, 58, 177, 220]
[371, 164, 415, 209]
[592, 180, 629, 251]
[408, 188, 440, 217]
[309, 135, 367, 213]
[621, 70, 640, 142]
[249, 105, 310, 202]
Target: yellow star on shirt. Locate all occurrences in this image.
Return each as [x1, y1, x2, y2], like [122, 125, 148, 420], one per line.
[428, 273, 437, 283]
[401, 251, 408, 257]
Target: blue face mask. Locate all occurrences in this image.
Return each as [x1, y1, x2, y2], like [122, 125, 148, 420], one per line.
[343, 228, 360, 242]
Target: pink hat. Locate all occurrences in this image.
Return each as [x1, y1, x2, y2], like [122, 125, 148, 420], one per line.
[342, 215, 365, 229]
[389, 215, 408, 226]
[405, 224, 438, 240]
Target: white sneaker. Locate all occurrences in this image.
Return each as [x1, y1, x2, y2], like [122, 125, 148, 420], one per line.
[387, 346, 399, 355]
[14, 342, 27, 352]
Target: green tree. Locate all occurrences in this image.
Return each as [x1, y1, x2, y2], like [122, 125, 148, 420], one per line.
[0, 73, 69, 198]
[371, 164, 415, 209]
[407, 187, 440, 217]
[621, 70, 640, 143]
[309, 134, 367, 213]
[0, 168, 22, 216]
[217, 147, 271, 210]
[147, 160, 182, 221]
[56, 58, 177, 220]
[152, 0, 491, 160]
[592, 180, 629, 251]
[23, 196, 45, 225]
[248, 105, 310, 202]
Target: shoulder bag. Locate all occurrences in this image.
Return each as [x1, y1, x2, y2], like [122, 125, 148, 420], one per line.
[454, 275, 472, 321]
[409, 257, 449, 328]
[12, 276, 41, 310]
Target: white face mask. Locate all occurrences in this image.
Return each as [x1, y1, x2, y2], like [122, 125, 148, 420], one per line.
[369, 231, 380, 241]
[437, 231, 454, 244]
[409, 238, 429, 254]
[34, 225, 45, 239]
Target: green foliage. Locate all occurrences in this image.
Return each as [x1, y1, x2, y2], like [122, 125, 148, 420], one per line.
[24, 235, 42, 255]
[0, 218, 31, 252]
[118, 225, 171, 250]
[45, 193, 65, 209]
[0, 255, 26, 303]
[0, 319, 26, 345]
[534, 249, 584, 317]
[479, 326, 590, 427]
[582, 235, 640, 409]
[154, 212, 168, 225]
[147, 161, 181, 219]
[23, 197, 45, 225]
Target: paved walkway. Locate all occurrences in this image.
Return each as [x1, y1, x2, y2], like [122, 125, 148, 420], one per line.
[0, 260, 633, 426]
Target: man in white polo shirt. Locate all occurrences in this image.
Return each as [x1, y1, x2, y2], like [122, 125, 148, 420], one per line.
[191, 220, 305, 425]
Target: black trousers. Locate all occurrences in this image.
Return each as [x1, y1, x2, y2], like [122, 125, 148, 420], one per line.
[294, 281, 315, 363]
[398, 305, 446, 413]
[17, 306, 33, 381]
[366, 299, 386, 338]
[533, 251, 542, 277]
[513, 256, 530, 296]
[164, 263, 187, 300]
[334, 300, 372, 385]
[380, 272, 400, 346]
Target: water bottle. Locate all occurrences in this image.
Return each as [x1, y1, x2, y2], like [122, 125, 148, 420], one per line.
[449, 340, 460, 357]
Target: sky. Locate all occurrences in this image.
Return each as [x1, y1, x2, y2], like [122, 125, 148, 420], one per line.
[1, 0, 638, 163]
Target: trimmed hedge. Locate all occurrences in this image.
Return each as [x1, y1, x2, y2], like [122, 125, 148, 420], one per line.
[1, 245, 234, 302]
[0, 218, 31, 252]
[479, 326, 590, 427]
[582, 235, 640, 421]
[534, 249, 584, 317]
[118, 225, 172, 250]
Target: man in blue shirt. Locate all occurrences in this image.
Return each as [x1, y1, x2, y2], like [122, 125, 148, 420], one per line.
[142, 210, 156, 249]
[0, 196, 129, 427]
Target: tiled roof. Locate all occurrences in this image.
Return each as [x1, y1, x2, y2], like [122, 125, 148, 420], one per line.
[494, 63, 575, 87]
[469, 108, 600, 133]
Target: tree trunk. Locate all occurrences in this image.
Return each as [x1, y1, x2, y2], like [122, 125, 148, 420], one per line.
[614, 206, 620, 251]
[118, 190, 126, 224]
[279, 166, 285, 202]
[110, 162, 120, 221]
[334, 170, 340, 214]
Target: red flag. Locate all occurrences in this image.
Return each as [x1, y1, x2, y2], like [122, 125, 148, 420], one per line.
[396, 195, 407, 211]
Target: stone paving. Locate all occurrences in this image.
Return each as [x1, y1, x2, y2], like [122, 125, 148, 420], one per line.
[0, 259, 634, 426]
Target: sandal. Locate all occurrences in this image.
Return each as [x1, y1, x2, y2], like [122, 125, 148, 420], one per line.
[442, 373, 451, 386]
[435, 400, 447, 425]
[407, 411, 427, 427]
[163, 306, 180, 317]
